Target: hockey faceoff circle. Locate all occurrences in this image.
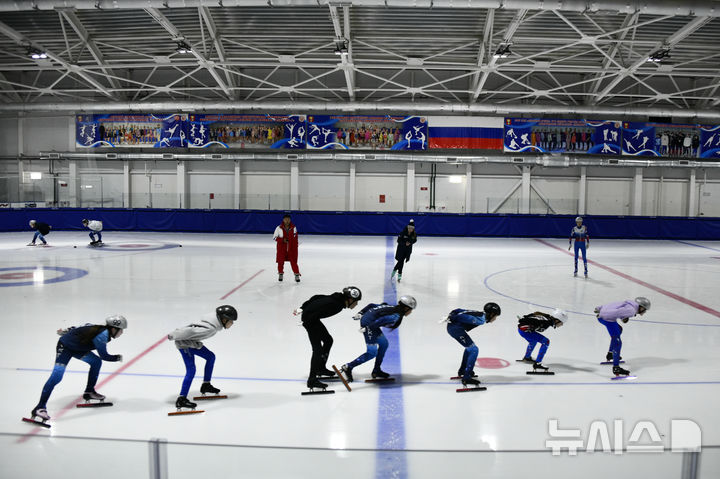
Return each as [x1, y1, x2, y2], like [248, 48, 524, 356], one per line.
[0, 266, 88, 287]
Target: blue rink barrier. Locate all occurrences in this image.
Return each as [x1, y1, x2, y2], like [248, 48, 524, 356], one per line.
[1, 208, 719, 240]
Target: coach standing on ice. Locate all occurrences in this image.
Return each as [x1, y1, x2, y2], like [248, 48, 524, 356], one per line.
[391, 219, 417, 282]
[274, 213, 301, 282]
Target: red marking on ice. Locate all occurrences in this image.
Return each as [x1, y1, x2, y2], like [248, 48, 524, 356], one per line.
[475, 357, 510, 369]
[535, 239, 720, 319]
[219, 269, 264, 300]
[18, 335, 167, 442]
[0, 272, 33, 280]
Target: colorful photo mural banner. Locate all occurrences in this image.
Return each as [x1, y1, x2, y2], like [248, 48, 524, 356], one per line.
[503, 118, 621, 155]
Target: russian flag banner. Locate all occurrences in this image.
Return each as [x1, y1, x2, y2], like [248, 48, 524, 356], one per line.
[428, 116, 504, 150]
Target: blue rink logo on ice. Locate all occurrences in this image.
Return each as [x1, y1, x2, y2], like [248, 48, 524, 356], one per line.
[546, 419, 701, 455]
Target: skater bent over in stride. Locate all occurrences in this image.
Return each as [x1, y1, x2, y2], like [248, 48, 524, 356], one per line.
[82, 219, 103, 245]
[168, 305, 237, 410]
[273, 214, 301, 282]
[445, 303, 501, 387]
[517, 309, 567, 372]
[28, 219, 51, 246]
[341, 296, 417, 381]
[297, 286, 362, 390]
[569, 216, 589, 277]
[391, 219, 417, 282]
[30, 315, 127, 423]
[595, 297, 650, 376]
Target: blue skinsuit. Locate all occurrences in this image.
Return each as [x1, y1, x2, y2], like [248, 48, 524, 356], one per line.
[346, 303, 402, 373]
[446, 309, 487, 379]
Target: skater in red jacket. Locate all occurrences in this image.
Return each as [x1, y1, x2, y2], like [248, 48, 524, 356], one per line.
[273, 213, 301, 282]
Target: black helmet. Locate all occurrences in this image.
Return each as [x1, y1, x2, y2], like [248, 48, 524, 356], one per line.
[342, 286, 362, 302]
[483, 302, 501, 318]
[216, 305, 237, 322]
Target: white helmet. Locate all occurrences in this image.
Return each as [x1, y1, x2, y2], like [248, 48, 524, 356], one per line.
[105, 315, 128, 329]
[29, 220, 36, 226]
[551, 309, 568, 324]
[575, 216, 583, 223]
[635, 297, 651, 311]
[399, 295, 417, 309]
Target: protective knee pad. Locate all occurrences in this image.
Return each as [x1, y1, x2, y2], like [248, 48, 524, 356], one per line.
[366, 343, 379, 358]
[465, 344, 478, 355]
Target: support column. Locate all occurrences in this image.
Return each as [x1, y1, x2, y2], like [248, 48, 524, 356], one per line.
[521, 165, 531, 214]
[465, 163, 472, 213]
[290, 161, 299, 210]
[348, 161, 356, 211]
[234, 160, 242, 209]
[18, 113, 24, 202]
[578, 166, 587, 215]
[123, 160, 130, 208]
[406, 162, 415, 212]
[632, 167, 643, 216]
[688, 168, 697, 217]
[68, 159, 79, 207]
[176, 160, 187, 209]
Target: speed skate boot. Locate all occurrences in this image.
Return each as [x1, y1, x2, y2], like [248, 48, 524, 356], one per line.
[397, 274, 402, 282]
[613, 366, 630, 376]
[516, 357, 535, 364]
[458, 368, 479, 377]
[317, 368, 336, 378]
[31, 407, 50, 422]
[462, 377, 481, 387]
[371, 369, 390, 379]
[83, 390, 106, 402]
[200, 382, 220, 395]
[306, 378, 328, 390]
[295, 274, 301, 283]
[175, 396, 197, 410]
[533, 362, 549, 372]
[606, 352, 623, 362]
[278, 273, 283, 282]
[341, 364, 354, 382]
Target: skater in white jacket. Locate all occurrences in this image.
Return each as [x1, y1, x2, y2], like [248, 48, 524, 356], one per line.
[82, 219, 103, 245]
[168, 305, 237, 410]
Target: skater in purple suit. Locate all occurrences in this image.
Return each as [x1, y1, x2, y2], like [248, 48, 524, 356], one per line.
[595, 297, 650, 377]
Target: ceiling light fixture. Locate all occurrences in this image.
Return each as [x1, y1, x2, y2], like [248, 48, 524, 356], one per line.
[493, 43, 512, 59]
[647, 48, 670, 62]
[27, 47, 47, 60]
[176, 41, 192, 54]
[334, 40, 348, 56]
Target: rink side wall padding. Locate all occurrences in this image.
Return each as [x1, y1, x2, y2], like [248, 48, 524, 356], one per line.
[1, 208, 719, 240]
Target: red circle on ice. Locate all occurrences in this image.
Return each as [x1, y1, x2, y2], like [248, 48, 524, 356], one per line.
[0, 272, 33, 280]
[475, 357, 510, 369]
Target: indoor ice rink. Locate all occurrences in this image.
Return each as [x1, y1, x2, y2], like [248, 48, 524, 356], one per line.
[1, 0, 720, 478]
[1, 232, 719, 478]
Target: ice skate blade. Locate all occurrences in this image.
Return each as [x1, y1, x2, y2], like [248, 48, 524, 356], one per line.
[527, 371, 555, 375]
[600, 361, 625, 365]
[76, 402, 113, 408]
[332, 365, 352, 392]
[456, 386, 487, 393]
[611, 375, 637, 381]
[515, 359, 534, 363]
[193, 395, 228, 401]
[450, 375, 479, 380]
[318, 375, 339, 381]
[365, 377, 395, 383]
[168, 409, 205, 416]
[301, 389, 335, 396]
[22, 417, 51, 428]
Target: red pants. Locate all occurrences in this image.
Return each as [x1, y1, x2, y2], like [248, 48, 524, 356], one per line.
[278, 259, 300, 275]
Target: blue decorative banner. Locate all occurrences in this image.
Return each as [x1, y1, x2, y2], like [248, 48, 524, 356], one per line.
[698, 125, 719, 159]
[305, 115, 427, 150]
[621, 122, 658, 156]
[186, 114, 303, 149]
[76, 114, 166, 148]
[503, 118, 620, 155]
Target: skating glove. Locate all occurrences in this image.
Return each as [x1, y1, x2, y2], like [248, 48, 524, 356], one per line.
[621, 318, 629, 324]
[438, 315, 449, 323]
[352, 312, 362, 320]
[114, 354, 123, 362]
[293, 308, 303, 316]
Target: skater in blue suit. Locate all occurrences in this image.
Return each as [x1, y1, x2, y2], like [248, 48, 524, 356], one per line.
[569, 216, 590, 277]
[28, 315, 127, 423]
[595, 297, 651, 377]
[517, 309, 567, 372]
[340, 295, 417, 382]
[444, 303, 501, 387]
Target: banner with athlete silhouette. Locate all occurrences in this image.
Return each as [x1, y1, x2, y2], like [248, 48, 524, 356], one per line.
[699, 125, 720, 159]
[76, 114, 169, 148]
[503, 118, 621, 155]
[186, 114, 304, 149]
[304, 115, 427, 150]
[621, 122, 658, 156]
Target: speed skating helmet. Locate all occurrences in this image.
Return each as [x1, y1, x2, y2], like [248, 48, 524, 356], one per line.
[343, 286, 362, 302]
[105, 315, 128, 329]
[399, 295, 417, 309]
[483, 302, 501, 318]
[635, 297, 651, 311]
[551, 308, 568, 324]
[216, 304, 238, 322]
